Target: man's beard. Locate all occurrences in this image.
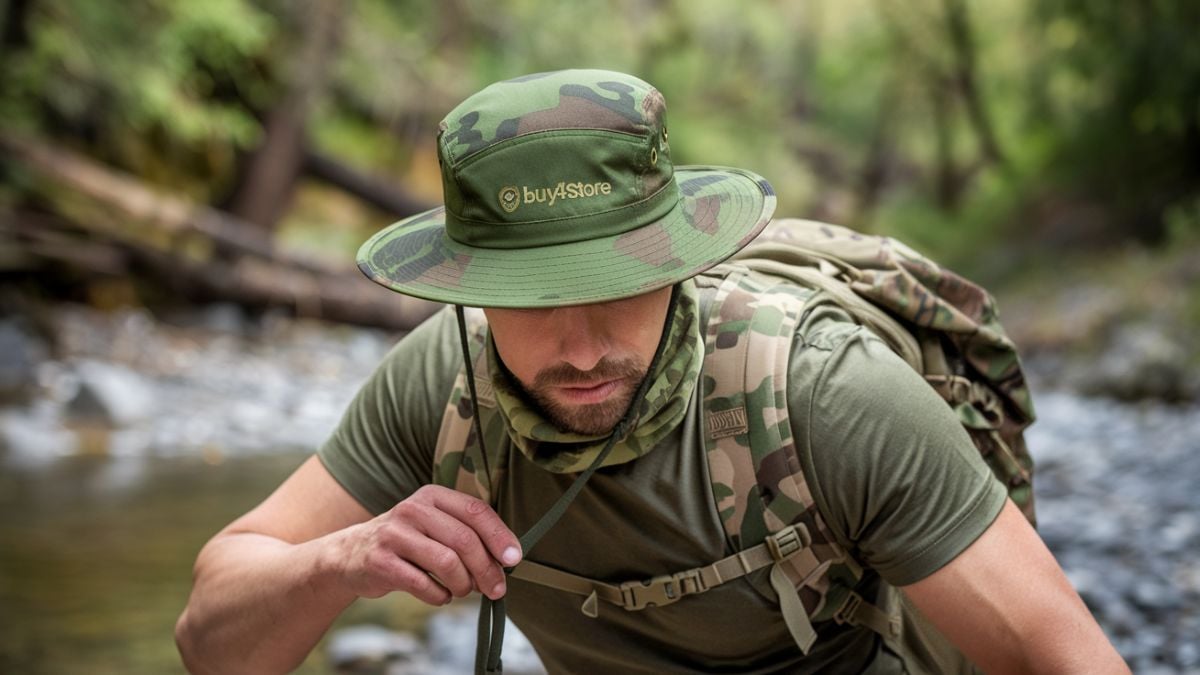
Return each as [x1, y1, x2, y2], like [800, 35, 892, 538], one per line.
[517, 357, 647, 436]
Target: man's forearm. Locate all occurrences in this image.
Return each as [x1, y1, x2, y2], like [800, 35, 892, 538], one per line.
[174, 460, 522, 674]
[175, 530, 356, 675]
[903, 501, 1128, 674]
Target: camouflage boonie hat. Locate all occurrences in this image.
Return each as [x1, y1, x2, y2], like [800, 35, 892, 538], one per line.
[357, 69, 777, 308]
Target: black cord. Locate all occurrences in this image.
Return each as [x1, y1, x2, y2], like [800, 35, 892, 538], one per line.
[466, 286, 682, 674]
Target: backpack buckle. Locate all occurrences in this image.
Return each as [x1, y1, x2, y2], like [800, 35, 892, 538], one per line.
[619, 568, 707, 611]
[767, 524, 811, 562]
[833, 591, 864, 626]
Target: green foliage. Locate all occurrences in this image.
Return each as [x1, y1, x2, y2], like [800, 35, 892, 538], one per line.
[1, 0, 277, 195]
[3, 0, 1198, 271]
[1164, 197, 1200, 250]
[1026, 0, 1200, 242]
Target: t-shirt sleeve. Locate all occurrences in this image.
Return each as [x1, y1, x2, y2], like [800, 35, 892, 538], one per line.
[317, 307, 462, 516]
[788, 307, 1007, 587]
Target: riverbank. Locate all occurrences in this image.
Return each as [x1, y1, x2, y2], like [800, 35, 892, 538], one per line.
[992, 238, 1200, 403]
[0, 293, 1197, 672]
[0, 302, 401, 463]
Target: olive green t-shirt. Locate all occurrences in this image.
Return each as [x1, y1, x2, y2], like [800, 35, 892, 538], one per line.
[319, 298, 1006, 674]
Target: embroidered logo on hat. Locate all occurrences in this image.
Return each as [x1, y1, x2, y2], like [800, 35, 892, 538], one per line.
[499, 181, 613, 212]
[498, 186, 520, 213]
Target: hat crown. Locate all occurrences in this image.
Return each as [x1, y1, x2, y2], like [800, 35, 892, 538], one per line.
[435, 70, 676, 249]
[438, 69, 667, 164]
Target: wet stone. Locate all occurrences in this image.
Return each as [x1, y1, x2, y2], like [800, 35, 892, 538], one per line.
[1176, 642, 1200, 668]
[327, 624, 423, 672]
[0, 318, 47, 404]
[65, 360, 156, 427]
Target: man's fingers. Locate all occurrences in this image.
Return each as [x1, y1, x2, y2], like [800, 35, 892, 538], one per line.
[423, 486, 522, 566]
[380, 555, 452, 606]
[388, 519, 475, 598]
[381, 485, 519, 602]
[412, 506, 509, 600]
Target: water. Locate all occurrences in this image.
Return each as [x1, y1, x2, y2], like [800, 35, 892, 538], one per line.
[0, 450, 444, 674]
[6, 393, 1198, 673]
[0, 453, 304, 673]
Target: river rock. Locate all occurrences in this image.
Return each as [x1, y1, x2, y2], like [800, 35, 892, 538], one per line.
[201, 303, 246, 335]
[1029, 389, 1200, 671]
[1073, 323, 1197, 402]
[0, 409, 79, 465]
[0, 317, 47, 404]
[65, 360, 156, 427]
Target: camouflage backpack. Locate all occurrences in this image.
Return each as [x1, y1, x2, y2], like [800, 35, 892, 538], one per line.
[433, 218, 1036, 656]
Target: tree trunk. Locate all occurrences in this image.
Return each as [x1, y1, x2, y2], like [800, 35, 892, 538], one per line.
[942, 0, 1006, 167]
[225, 0, 347, 232]
[1, 0, 32, 54]
[930, 75, 963, 210]
[853, 71, 902, 226]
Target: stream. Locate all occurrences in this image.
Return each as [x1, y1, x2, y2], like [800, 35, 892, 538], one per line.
[0, 304, 1197, 673]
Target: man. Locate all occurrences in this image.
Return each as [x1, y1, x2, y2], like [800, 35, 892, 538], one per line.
[175, 69, 1127, 674]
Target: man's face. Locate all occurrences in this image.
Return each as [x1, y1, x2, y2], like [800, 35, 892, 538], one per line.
[483, 286, 673, 436]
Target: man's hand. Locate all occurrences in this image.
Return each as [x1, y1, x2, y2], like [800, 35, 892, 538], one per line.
[176, 457, 520, 675]
[335, 485, 521, 604]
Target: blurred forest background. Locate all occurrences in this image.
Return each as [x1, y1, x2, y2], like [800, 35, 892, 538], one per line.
[1, 0, 1199, 673]
[2, 0, 1199, 334]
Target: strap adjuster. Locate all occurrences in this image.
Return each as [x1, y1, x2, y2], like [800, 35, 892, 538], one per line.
[766, 524, 811, 562]
[833, 590, 863, 626]
[619, 568, 707, 611]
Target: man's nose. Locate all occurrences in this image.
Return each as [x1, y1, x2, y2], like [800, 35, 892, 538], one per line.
[554, 306, 610, 372]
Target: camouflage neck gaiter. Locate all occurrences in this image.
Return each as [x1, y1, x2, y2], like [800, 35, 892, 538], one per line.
[487, 281, 701, 474]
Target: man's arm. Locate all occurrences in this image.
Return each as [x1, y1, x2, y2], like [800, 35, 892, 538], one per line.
[900, 499, 1127, 674]
[174, 455, 522, 675]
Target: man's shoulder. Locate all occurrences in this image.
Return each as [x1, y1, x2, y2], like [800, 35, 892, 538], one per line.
[695, 263, 927, 438]
[361, 305, 467, 423]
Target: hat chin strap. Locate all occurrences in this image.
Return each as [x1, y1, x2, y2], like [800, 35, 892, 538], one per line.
[453, 285, 682, 675]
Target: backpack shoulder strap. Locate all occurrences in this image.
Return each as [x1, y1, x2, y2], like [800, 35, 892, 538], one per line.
[697, 266, 810, 545]
[433, 310, 505, 504]
[697, 265, 896, 654]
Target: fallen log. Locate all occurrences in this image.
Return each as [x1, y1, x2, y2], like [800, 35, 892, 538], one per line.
[304, 148, 435, 217]
[0, 213, 130, 275]
[0, 133, 442, 330]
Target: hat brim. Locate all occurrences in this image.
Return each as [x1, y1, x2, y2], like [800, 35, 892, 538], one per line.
[356, 166, 776, 308]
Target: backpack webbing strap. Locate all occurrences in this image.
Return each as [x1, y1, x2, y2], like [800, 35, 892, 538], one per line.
[833, 590, 902, 639]
[508, 523, 816, 617]
[770, 564, 817, 653]
[434, 310, 501, 502]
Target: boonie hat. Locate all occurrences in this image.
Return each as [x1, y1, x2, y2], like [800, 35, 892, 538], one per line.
[357, 69, 776, 308]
